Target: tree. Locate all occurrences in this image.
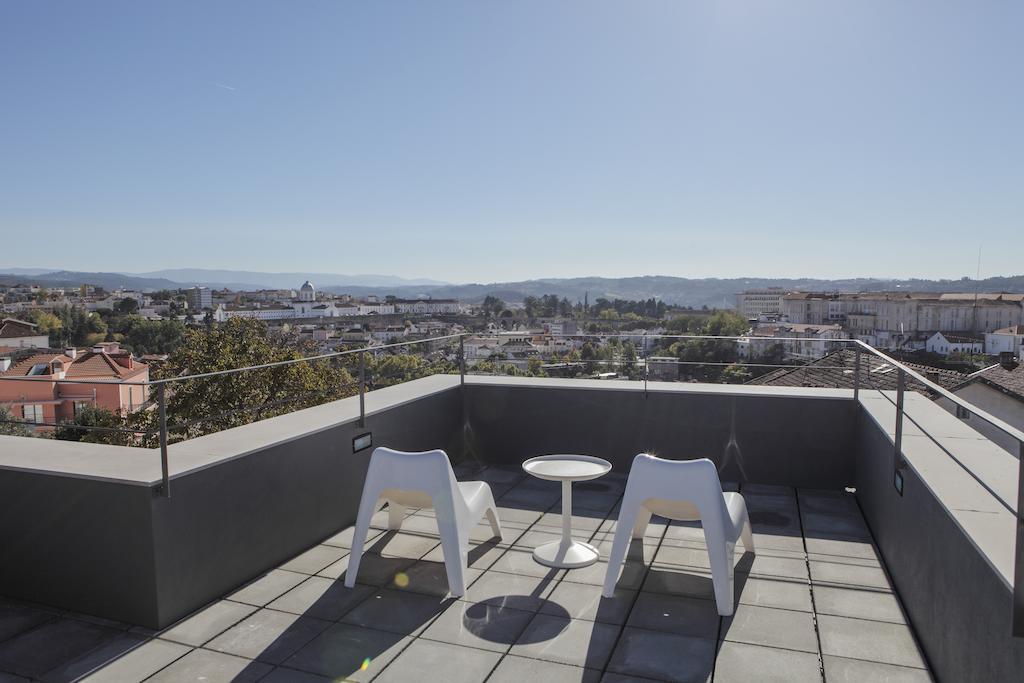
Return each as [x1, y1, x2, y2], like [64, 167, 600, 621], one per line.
[720, 364, 752, 384]
[54, 406, 135, 446]
[116, 318, 187, 355]
[0, 406, 31, 437]
[24, 310, 62, 345]
[115, 298, 140, 315]
[153, 318, 356, 442]
[481, 295, 506, 318]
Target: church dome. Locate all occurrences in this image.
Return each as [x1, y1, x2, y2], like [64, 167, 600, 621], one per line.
[300, 281, 315, 291]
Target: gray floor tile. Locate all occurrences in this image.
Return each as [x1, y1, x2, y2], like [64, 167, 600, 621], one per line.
[39, 632, 145, 683]
[809, 560, 891, 590]
[817, 614, 927, 669]
[797, 490, 861, 518]
[494, 506, 545, 526]
[653, 543, 713, 569]
[390, 514, 441, 536]
[542, 581, 636, 625]
[389, 560, 483, 597]
[341, 589, 450, 635]
[564, 559, 646, 592]
[536, 511, 607, 532]
[266, 578, 374, 621]
[261, 667, 334, 682]
[607, 627, 715, 682]
[157, 601, 257, 647]
[510, 614, 621, 669]
[468, 520, 522, 545]
[490, 548, 567, 579]
[283, 623, 409, 681]
[420, 600, 534, 652]
[0, 603, 57, 643]
[322, 525, 383, 549]
[713, 639, 822, 682]
[76, 638, 191, 682]
[803, 535, 879, 561]
[742, 484, 795, 497]
[367, 532, 441, 560]
[811, 585, 906, 623]
[421, 541, 506, 571]
[749, 531, 805, 552]
[721, 603, 818, 654]
[735, 575, 813, 612]
[318, 553, 415, 583]
[0, 618, 122, 678]
[229, 569, 309, 607]
[626, 592, 720, 638]
[205, 609, 332, 664]
[488, 654, 601, 683]
[279, 544, 349, 575]
[642, 566, 716, 600]
[374, 639, 501, 683]
[801, 511, 871, 539]
[147, 648, 271, 682]
[737, 553, 808, 581]
[461, 570, 558, 611]
[822, 655, 932, 682]
[512, 528, 566, 550]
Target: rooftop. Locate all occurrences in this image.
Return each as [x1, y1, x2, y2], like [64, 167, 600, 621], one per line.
[747, 348, 969, 393]
[0, 339, 1020, 682]
[0, 465, 929, 682]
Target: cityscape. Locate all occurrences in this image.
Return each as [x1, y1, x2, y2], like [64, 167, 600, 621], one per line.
[1, 2, 1022, 683]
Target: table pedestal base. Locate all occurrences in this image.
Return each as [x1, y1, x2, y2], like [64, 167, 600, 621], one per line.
[532, 540, 600, 569]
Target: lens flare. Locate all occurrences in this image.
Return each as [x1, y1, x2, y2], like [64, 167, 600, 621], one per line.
[361, 657, 371, 671]
[393, 571, 410, 588]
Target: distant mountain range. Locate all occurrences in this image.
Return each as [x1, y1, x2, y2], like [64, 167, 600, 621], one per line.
[0, 269, 448, 292]
[3, 269, 1023, 308]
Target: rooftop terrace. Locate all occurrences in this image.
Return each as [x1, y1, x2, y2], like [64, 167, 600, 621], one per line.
[0, 336, 1021, 682]
[0, 465, 928, 682]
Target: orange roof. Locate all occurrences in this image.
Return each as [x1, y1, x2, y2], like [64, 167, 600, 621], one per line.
[1, 351, 148, 380]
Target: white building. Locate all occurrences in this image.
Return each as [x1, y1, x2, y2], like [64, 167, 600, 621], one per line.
[735, 288, 787, 319]
[926, 332, 984, 357]
[738, 323, 848, 361]
[392, 299, 461, 315]
[0, 319, 49, 349]
[782, 292, 1024, 350]
[985, 325, 1024, 358]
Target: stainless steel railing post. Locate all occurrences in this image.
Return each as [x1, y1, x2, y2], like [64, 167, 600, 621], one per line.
[853, 345, 861, 402]
[894, 368, 906, 473]
[459, 335, 465, 385]
[157, 383, 170, 498]
[358, 350, 366, 428]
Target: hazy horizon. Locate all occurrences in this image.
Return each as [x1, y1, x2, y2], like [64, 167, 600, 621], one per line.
[3, 2, 1021, 282]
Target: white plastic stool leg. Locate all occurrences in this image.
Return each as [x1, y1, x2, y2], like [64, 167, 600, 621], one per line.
[344, 487, 382, 589]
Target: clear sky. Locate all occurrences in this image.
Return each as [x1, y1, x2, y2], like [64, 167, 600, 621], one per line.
[1, 1, 1020, 283]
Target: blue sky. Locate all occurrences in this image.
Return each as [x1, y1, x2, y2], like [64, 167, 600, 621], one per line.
[1, 1, 1020, 283]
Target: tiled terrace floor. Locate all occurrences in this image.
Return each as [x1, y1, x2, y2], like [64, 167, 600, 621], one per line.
[0, 465, 932, 682]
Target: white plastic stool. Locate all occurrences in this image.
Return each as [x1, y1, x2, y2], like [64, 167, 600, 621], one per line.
[344, 447, 502, 597]
[602, 453, 754, 615]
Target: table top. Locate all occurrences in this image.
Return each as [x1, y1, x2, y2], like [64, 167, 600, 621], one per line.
[522, 454, 612, 482]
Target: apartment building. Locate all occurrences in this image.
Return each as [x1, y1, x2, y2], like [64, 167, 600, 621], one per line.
[782, 292, 1024, 349]
[985, 325, 1024, 357]
[738, 322, 849, 361]
[391, 298, 461, 315]
[186, 286, 212, 311]
[0, 342, 149, 429]
[0, 319, 49, 349]
[735, 288, 787, 319]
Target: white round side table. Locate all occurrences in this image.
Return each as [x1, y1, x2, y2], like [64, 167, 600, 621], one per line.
[521, 454, 613, 568]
